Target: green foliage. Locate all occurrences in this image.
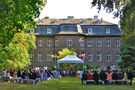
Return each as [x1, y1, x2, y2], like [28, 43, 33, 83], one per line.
[0, 33, 36, 69]
[57, 48, 78, 70]
[0, 0, 46, 70]
[0, 0, 46, 49]
[57, 48, 77, 59]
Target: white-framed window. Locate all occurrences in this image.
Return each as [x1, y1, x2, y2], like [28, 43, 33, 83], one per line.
[106, 39, 111, 47]
[88, 28, 92, 33]
[88, 40, 92, 47]
[55, 38, 58, 46]
[47, 28, 52, 34]
[116, 52, 120, 61]
[38, 52, 42, 61]
[97, 52, 102, 61]
[107, 52, 111, 61]
[38, 39, 42, 47]
[116, 39, 120, 47]
[80, 39, 84, 46]
[88, 52, 92, 61]
[47, 39, 52, 46]
[106, 28, 110, 34]
[29, 53, 33, 61]
[47, 52, 52, 61]
[67, 38, 72, 46]
[97, 40, 101, 47]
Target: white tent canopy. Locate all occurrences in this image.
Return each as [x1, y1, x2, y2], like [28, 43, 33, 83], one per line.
[57, 55, 84, 63]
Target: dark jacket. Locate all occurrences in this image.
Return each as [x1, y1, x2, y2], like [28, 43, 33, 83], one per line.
[32, 71, 37, 79]
[100, 71, 107, 81]
[127, 72, 133, 80]
[22, 71, 28, 79]
[17, 70, 21, 77]
[118, 72, 123, 80]
[93, 71, 99, 81]
[82, 71, 88, 80]
[112, 72, 118, 80]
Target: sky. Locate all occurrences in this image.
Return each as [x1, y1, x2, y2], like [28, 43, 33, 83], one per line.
[39, 0, 120, 24]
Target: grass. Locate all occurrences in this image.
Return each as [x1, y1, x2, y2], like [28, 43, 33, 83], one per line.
[0, 77, 135, 90]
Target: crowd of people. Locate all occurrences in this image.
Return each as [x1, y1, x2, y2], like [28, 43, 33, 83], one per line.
[0, 69, 61, 83]
[80, 69, 134, 85]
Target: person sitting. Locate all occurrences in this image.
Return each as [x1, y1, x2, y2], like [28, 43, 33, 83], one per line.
[127, 69, 133, 85]
[13, 70, 17, 77]
[118, 69, 124, 84]
[87, 70, 92, 80]
[112, 70, 118, 84]
[100, 70, 107, 85]
[92, 70, 99, 84]
[22, 70, 28, 83]
[107, 70, 112, 84]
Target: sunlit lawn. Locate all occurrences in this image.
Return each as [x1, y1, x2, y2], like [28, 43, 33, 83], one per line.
[0, 77, 135, 90]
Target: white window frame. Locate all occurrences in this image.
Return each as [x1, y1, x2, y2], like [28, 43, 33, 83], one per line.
[80, 39, 84, 46]
[107, 53, 111, 61]
[67, 38, 72, 46]
[106, 28, 110, 34]
[55, 38, 58, 46]
[88, 28, 92, 33]
[38, 39, 42, 47]
[47, 28, 52, 34]
[88, 52, 93, 61]
[38, 52, 42, 61]
[106, 39, 111, 47]
[97, 40, 101, 47]
[116, 52, 120, 61]
[116, 39, 120, 47]
[88, 40, 92, 47]
[47, 39, 52, 46]
[47, 52, 52, 61]
[97, 52, 102, 61]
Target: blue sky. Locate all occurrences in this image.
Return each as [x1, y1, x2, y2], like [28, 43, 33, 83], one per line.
[39, 0, 120, 24]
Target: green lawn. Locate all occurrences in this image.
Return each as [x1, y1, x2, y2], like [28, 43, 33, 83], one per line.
[0, 77, 135, 90]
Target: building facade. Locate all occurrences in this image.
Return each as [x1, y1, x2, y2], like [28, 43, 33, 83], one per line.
[30, 16, 122, 69]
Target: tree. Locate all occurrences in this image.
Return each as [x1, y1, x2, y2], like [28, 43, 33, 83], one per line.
[0, 0, 46, 49]
[0, 0, 46, 69]
[0, 32, 36, 69]
[57, 48, 78, 70]
[91, 0, 135, 70]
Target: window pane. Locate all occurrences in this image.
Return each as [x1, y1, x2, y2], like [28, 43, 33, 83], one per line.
[38, 52, 42, 61]
[97, 40, 101, 47]
[88, 40, 92, 47]
[106, 39, 111, 47]
[88, 52, 92, 61]
[97, 52, 102, 61]
[47, 52, 52, 61]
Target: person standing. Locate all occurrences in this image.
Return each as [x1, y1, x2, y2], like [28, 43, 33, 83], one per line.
[80, 71, 84, 84]
[82, 71, 88, 85]
[2, 69, 7, 82]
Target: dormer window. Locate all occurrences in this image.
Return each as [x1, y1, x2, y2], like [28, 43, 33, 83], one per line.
[88, 28, 92, 33]
[106, 28, 110, 34]
[47, 28, 52, 34]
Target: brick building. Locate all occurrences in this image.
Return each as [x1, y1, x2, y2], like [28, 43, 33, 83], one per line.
[30, 16, 122, 69]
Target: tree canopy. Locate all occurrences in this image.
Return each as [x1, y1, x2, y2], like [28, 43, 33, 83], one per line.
[0, 0, 47, 70]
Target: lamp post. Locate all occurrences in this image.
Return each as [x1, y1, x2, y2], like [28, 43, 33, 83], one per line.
[79, 53, 86, 70]
[51, 54, 58, 66]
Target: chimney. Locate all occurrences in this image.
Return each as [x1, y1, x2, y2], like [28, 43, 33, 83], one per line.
[68, 16, 74, 19]
[44, 16, 49, 19]
[94, 15, 98, 19]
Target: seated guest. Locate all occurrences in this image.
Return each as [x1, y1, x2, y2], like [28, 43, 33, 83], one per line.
[107, 70, 112, 84]
[92, 70, 99, 84]
[22, 70, 28, 79]
[112, 70, 118, 84]
[32, 70, 37, 79]
[123, 71, 129, 84]
[87, 70, 92, 80]
[127, 69, 133, 85]
[118, 69, 123, 80]
[13, 70, 17, 77]
[100, 70, 107, 85]
[17, 69, 21, 77]
[6, 70, 11, 82]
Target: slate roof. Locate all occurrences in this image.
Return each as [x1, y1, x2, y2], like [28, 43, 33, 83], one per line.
[33, 17, 122, 36]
